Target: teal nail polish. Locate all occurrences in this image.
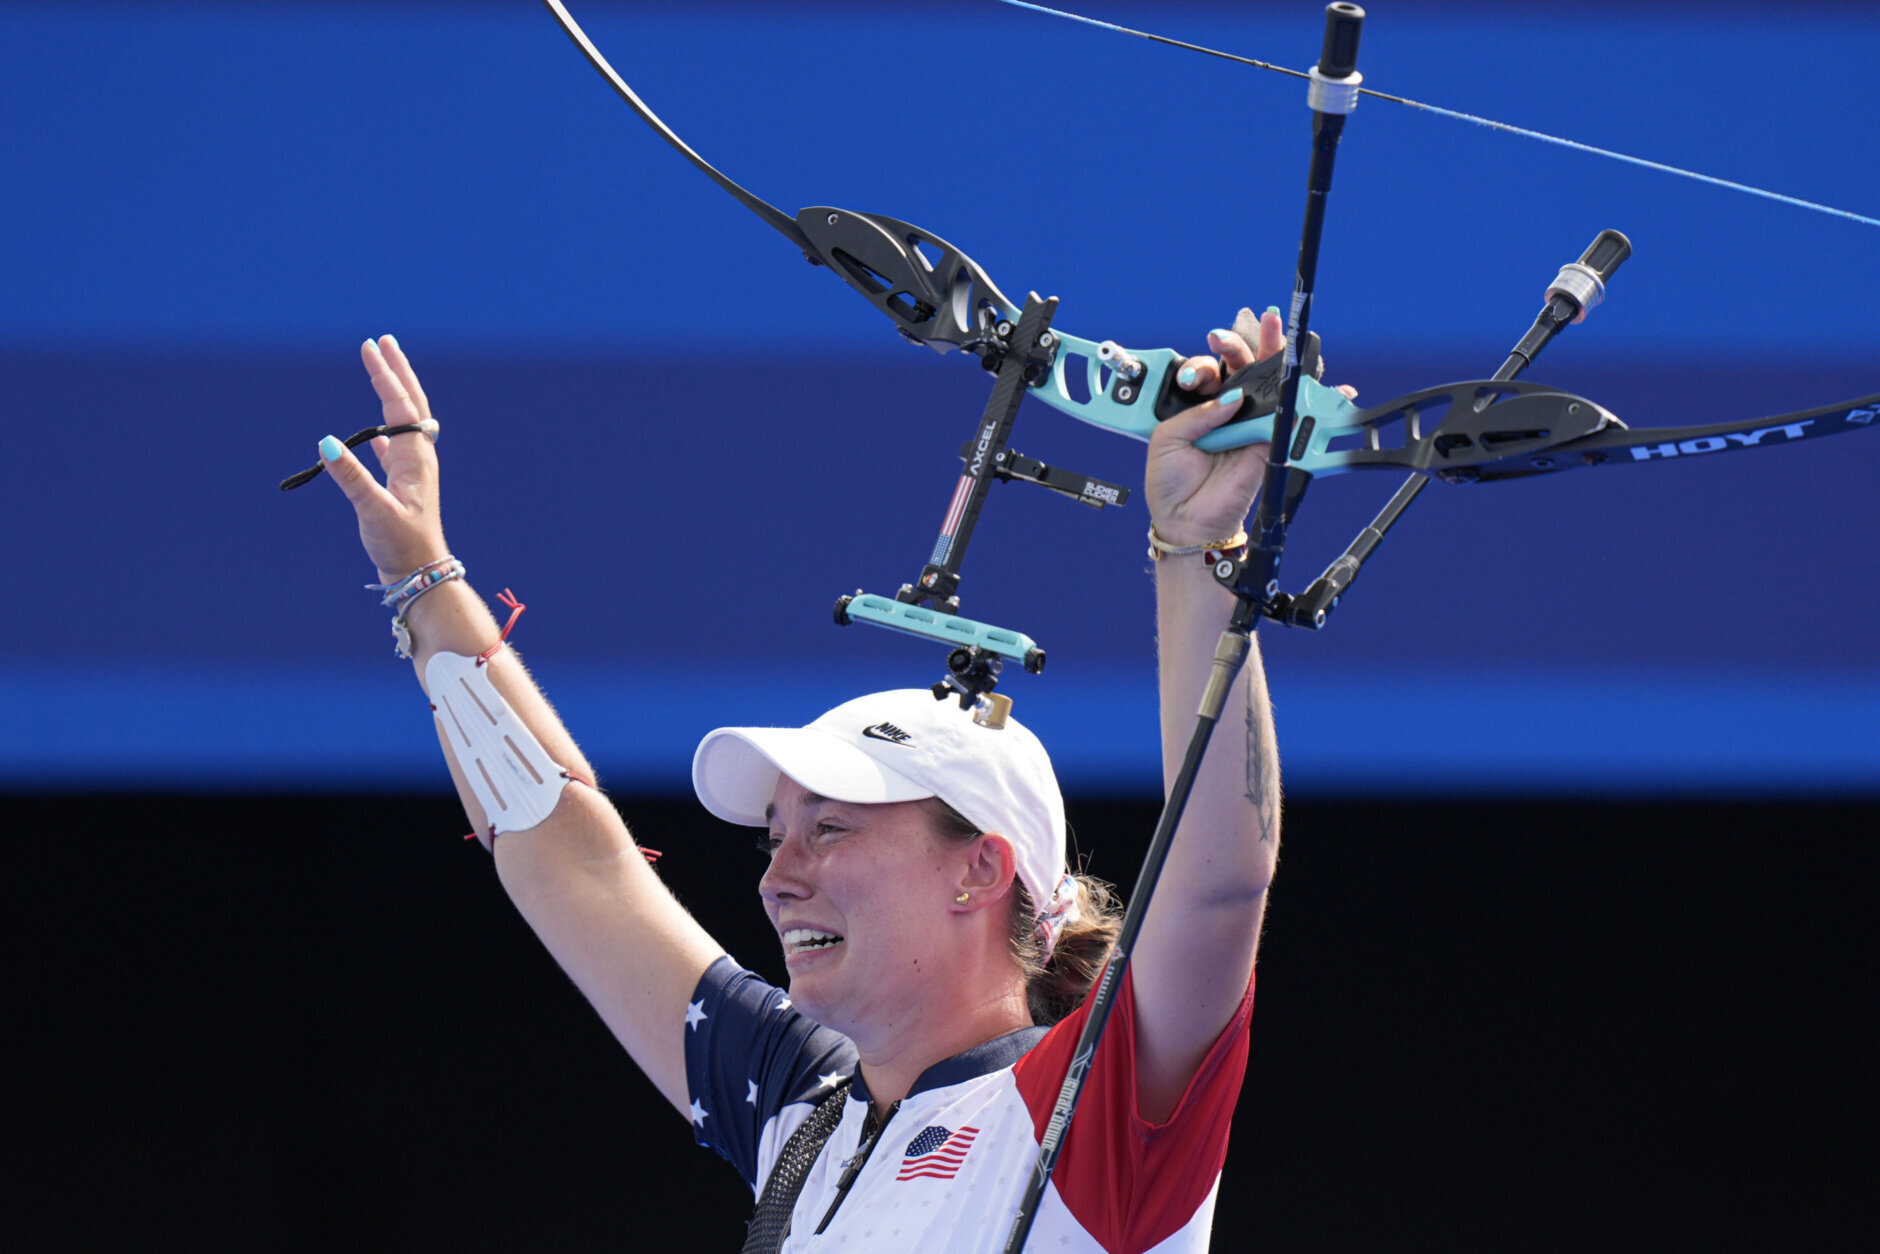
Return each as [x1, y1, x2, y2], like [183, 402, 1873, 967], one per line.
[320, 435, 345, 462]
[1216, 388, 1244, 409]
[1208, 328, 1232, 341]
[385, 334, 399, 351]
[1265, 305, 1281, 317]
[1178, 366, 1198, 387]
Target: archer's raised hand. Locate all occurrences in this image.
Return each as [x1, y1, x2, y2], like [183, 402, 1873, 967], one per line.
[317, 336, 451, 584]
[1150, 307, 1361, 544]
[1144, 307, 1285, 545]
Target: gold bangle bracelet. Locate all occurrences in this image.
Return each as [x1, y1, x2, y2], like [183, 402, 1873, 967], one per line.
[1146, 523, 1249, 561]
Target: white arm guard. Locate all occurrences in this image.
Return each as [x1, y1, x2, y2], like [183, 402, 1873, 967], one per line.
[426, 650, 571, 835]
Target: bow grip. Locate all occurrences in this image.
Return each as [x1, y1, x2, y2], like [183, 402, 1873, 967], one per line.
[1149, 331, 1322, 428]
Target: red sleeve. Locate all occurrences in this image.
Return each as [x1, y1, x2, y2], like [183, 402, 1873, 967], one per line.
[1013, 966, 1255, 1253]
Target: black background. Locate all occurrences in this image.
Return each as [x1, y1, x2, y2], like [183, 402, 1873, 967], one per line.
[11, 791, 1874, 1250]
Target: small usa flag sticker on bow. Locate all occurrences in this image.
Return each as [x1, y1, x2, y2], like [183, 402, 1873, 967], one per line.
[895, 1125, 980, 1181]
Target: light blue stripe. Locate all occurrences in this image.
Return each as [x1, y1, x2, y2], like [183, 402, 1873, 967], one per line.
[5, 663, 1875, 797]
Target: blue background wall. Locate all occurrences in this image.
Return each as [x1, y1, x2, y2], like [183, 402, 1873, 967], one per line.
[4, 0, 1876, 794]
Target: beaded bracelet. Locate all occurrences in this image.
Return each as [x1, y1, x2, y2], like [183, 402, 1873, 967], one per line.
[370, 556, 462, 609]
[367, 557, 466, 658]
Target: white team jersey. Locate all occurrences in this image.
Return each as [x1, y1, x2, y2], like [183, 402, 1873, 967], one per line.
[684, 957, 1255, 1252]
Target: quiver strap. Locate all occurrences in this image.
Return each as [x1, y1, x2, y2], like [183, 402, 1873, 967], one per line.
[741, 1078, 853, 1253]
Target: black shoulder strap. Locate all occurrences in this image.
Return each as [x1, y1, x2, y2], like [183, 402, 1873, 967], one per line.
[741, 1078, 853, 1254]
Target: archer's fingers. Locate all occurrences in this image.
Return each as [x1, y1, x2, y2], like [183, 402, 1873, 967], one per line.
[316, 433, 398, 513]
[1175, 305, 1289, 397]
[374, 334, 433, 423]
[361, 337, 425, 428]
[1208, 320, 1255, 373]
[370, 420, 432, 505]
[1230, 305, 1289, 364]
[1172, 355, 1222, 395]
[1212, 304, 1285, 372]
[1256, 307, 1285, 361]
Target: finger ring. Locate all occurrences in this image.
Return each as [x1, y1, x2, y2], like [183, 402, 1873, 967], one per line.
[379, 418, 440, 442]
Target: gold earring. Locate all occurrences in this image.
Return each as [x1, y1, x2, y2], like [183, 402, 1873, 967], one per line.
[955, 891, 971, 905]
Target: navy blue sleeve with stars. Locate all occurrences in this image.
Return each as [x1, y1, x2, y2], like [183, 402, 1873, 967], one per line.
[683, 955, 858, 1191]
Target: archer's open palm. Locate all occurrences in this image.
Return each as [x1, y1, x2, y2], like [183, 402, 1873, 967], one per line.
[319, 336, 451, 584]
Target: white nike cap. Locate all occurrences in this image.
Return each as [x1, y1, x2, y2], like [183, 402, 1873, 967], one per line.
[692, 690, 1073, 946]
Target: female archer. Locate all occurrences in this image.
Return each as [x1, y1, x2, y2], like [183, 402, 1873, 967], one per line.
[313, 306, 1310, 1251]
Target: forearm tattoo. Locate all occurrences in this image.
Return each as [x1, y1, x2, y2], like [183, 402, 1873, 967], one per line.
[1244, 681, 1279, 843]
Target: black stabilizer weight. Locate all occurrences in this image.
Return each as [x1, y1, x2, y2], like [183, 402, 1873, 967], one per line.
[1320, 4, 1365, 78]
[1581, 229, 1633, 284]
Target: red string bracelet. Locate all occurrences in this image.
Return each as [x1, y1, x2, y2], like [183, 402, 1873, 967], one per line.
[477, 589, 527, 666]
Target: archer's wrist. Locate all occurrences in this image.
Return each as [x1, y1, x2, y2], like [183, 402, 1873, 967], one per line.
[1146, 519, 1251, 556]
[373, 545, 451, 589]
[399, 579, 503, 664]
